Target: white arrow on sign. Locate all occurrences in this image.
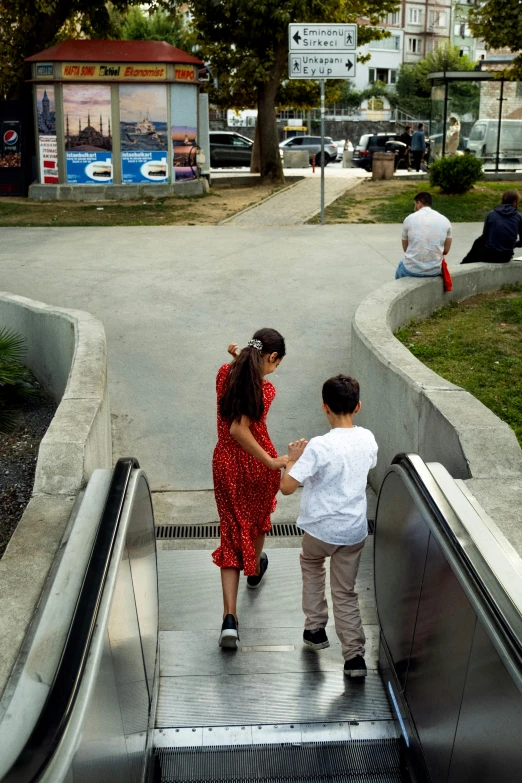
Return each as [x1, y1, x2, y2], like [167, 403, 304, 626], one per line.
[288, 54, 356, 80]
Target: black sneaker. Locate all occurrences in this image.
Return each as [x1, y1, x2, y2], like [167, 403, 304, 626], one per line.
[344, 655, 367, 678]
[219, 614, 239, 649]
[303, 628, 330, 650]
[247, 552, 268, 589]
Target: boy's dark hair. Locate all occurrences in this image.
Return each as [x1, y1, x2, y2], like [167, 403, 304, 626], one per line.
[417, 123, 424, 129]
[414, 191, 432, 207]
[502, 189, 520, 205]
[322, 375, 360, 415]
[220, 328, 285, 423]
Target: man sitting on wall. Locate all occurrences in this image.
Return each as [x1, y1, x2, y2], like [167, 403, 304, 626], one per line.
[395, 192, 452, 279]
[461, 190, 522, 265]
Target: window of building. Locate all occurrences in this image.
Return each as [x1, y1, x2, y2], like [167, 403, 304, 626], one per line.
[408, 8, 423, 25]
[429, 10, 446, 27]
[369, 68, 398, 85]
[460, 46, 470, 56]
[384, 11, 401, 25]
[369, 35, 401, 51]
[408, 37, 423, 53]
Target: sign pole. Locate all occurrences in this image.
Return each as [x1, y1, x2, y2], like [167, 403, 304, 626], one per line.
[320, 78, 325, 226]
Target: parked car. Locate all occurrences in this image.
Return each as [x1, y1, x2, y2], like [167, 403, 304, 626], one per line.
[428, 133, 469, 161]
[279, 135, 338, 165]
[466, 119, 522, 167]
[333, 139, 354, 161]
[352, 133, 397, 171]
[209, 131, 253, 168]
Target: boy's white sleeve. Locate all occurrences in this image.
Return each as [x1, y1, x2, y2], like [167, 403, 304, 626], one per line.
[288, 442, 319, 484]
[370, 434, 378, 469]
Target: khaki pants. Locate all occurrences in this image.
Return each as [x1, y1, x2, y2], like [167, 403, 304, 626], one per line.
[300, 532, 366, 660]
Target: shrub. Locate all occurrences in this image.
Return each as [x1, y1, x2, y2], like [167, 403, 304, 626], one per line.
[0, 328, 39, 433]
[429, 154, 483, 194]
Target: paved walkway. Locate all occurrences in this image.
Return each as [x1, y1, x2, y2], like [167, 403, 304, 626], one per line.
[225, 175, 361, 226]
[0, 223, 482, 496]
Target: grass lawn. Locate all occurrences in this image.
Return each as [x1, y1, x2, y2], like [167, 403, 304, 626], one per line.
[311, 179, 518, 224]
[395, 285, 522, 447]
[0, 183, 282, 227]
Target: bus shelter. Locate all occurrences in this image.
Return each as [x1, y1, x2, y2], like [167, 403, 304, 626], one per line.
[428, 66, 522, 172]
[26, 39, 205, 198]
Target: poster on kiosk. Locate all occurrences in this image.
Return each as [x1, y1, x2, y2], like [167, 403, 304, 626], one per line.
[63, 84, 113, 184]
[119, 84, 169, 183]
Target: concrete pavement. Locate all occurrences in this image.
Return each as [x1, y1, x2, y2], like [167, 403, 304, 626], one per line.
[0, 223, 483, 494]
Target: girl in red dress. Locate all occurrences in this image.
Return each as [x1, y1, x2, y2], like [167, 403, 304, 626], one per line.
[213, 328, 288, 648]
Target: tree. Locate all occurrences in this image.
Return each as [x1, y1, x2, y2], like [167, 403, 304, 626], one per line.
[0, 0, 133, 99]
[393, 44, 478, 119]
[164, 0, 400, 184]
[469, 0, 522, 79]
[113, 6, 195, 51]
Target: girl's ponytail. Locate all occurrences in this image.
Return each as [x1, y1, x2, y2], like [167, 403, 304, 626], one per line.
[219, 328, 285, 423]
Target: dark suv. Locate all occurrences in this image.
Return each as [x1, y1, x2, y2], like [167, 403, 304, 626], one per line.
[352, 133, 398, 171]
[209, 132, 253, 168]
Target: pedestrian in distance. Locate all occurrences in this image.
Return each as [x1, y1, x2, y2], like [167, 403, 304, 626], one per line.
[280, 375, 378, 678]
[410, 123, 426, 172]
[398, 125, 412, 171]
[395, 192, 452, 279]
[461, 190, 522, 265]
[213, 328, 288, 649]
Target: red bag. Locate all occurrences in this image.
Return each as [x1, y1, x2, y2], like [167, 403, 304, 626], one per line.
[441, 257, 452, 292]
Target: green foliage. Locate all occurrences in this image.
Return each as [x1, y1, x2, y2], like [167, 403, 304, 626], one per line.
[394, 44, 477, 118]
[0, 329, 39, 434]
[429, 154, 483, 194]
[113, 6, 194, 51]
[0, 0, 133, 99]
[469, 0, 522, 80]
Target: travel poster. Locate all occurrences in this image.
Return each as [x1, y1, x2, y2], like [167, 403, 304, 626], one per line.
[36, 84, 58, 183]
[120, 84, 169, 183]
[171, 83, 197, 181]
[63, 84, 113, 184]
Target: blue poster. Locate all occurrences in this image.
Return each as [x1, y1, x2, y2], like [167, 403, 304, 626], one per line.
[65, 151, 113, 184]
[121, 151, 168, 183]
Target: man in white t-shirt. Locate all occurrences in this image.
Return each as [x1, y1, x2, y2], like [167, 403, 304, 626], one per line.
[395, 191, 452, 279]
[280, 375, 378, 678]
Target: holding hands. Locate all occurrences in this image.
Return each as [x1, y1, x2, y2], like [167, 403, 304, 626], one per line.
[288, 439, 308, 462]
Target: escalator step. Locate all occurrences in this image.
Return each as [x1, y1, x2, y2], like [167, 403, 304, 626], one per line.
[154, 738, 402, 782]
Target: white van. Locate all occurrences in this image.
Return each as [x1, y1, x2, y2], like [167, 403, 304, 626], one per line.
[467, 119, 522, 167]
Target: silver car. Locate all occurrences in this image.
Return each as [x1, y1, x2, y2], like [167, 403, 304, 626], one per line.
[279, 135, 338, 165]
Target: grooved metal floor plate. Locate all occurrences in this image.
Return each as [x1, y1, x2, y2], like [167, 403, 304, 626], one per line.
[157, 542, 391, 730]
[156, 670, 390, 728]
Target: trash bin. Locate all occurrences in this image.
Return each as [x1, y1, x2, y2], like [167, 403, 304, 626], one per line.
[342, 149, 353, 168]
[372, 151, 395, 181]
[283, 149, 309, 168]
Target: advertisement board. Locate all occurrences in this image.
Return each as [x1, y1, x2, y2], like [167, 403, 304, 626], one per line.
[171, 83, 198, 181]
[0, 121, 21, 168]
[63, 84, 112, 184]
[62, 63, 167, 80]
[36, 85, 58, 183]
[120, 84, 168, 183]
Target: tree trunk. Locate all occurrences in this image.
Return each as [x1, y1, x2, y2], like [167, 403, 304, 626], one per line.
[256, 40, 286, 185]
[250, 120, 260, 174]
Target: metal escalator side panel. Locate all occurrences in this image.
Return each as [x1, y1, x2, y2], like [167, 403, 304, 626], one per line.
[1, 458, 138, 783]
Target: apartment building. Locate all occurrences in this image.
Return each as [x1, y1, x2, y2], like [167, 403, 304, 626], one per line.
[452, 0, 487, 61]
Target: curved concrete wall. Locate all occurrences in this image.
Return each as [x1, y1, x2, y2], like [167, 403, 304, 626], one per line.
[351, 262, 522, 490]
[0, 292, 111, 702]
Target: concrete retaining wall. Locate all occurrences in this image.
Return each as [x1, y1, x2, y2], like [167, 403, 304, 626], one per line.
[0, 293, 111, 701]
[351, 262, 522, 491]
[29, 178, 207, 202]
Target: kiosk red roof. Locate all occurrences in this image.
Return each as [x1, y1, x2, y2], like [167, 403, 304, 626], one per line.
[26, 40, 203, 65]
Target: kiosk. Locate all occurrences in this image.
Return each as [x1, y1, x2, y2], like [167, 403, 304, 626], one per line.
[27, 40, 205, 199]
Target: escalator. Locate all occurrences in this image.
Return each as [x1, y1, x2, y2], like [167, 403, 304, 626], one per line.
[1, 454, 522, 782]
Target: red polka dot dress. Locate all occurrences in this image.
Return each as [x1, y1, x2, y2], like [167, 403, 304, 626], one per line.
[212, 363, 280, 576]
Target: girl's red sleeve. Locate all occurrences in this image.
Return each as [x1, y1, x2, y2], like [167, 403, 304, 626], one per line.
[216, 363, 230, 397]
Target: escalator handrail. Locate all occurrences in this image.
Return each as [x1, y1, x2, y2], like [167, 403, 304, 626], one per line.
[3, 457, 140, 783]
[383, 453, 522, 687]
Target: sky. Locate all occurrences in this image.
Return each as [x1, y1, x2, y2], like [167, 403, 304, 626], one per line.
[62, 84, 111, 128]
[119, 84, 167, 123]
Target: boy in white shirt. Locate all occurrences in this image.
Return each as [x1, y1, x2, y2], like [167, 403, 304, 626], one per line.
[280, 375, 377, 678]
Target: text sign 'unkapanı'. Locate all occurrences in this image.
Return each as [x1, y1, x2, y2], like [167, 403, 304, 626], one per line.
[288, 24, 357, 52]
[288, 53, 356, 80]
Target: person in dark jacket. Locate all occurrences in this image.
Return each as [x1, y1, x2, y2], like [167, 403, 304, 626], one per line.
[462, 190, 522, 264]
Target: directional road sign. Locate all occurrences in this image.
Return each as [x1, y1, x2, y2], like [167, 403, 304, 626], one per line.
[288, 53, 356, 80]
[289, 24, 357, 52]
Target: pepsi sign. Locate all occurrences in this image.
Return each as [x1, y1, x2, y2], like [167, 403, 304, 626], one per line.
[4, 129, 18, 145]
[1, 121, 21, 157]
